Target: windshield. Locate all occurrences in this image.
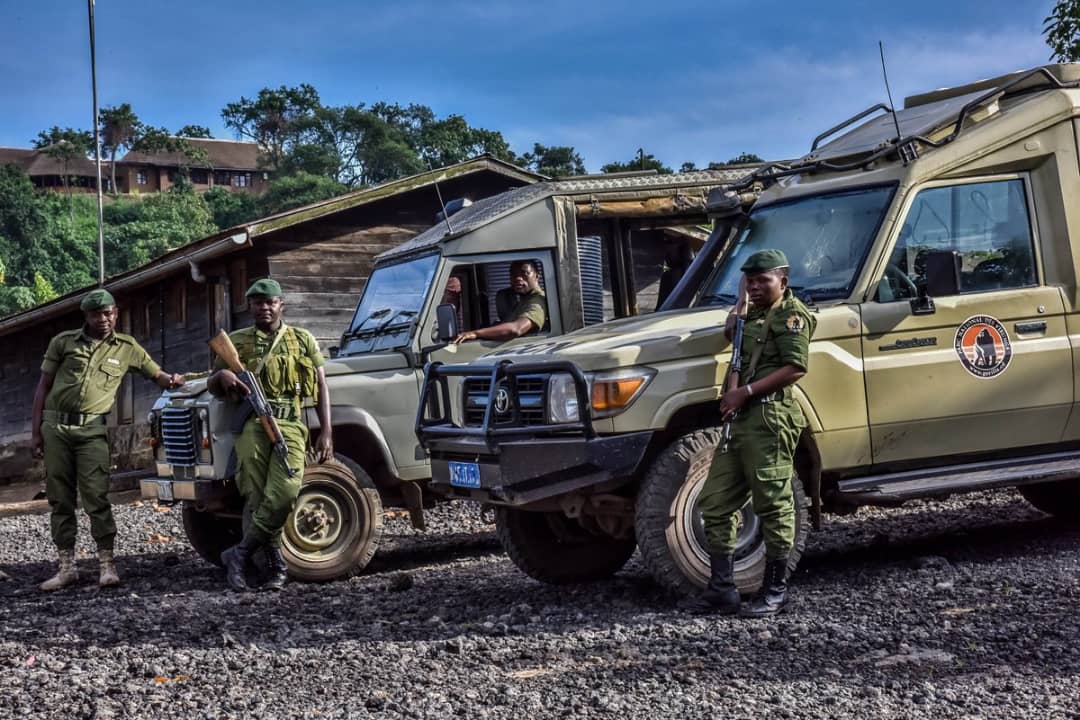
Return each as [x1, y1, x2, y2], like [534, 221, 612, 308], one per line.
[339, 253, 439, 356]
[697, 185, 895, 306]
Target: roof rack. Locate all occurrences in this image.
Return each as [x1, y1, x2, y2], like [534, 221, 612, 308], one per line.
[733, 66, 1080, 191]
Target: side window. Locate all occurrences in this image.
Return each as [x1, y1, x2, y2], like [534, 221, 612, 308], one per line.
[880, 178, 1036, 301]
[440, 259, 550, 335]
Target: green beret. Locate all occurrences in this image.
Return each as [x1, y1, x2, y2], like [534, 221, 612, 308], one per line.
[245, 278, 282, 298]
[80, 288, 116, 311]
[740, 249, 790, 275]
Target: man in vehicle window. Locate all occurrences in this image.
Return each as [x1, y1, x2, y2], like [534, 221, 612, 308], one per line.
[31, 288, 185, 591]
[453, 260, 547, 342]
[691, 249, 816, 616]
[208, 278, 333, 592]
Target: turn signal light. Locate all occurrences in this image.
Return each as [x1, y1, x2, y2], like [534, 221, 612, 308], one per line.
[202, 438, 211, 449]
[149, 438, 159, 448]
[591, 377, 647, 411]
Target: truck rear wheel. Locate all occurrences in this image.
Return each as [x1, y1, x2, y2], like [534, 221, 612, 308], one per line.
[635, 428, 809, 596]
[181, 503, 242, 568]
[496, 507, 636, 584]
[1018, 479, 1080, 521]
[281, 455, 384, 582]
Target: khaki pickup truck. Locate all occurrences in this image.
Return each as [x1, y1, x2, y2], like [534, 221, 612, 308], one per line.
[418, 64, 1080, 594]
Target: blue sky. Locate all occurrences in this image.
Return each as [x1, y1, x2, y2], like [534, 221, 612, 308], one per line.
[0, 0, 1057, 171]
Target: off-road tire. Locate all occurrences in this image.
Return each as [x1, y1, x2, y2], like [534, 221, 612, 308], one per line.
[495, 506, 636, 584]
[635, 428, 809, 596]
[181, 503, 242, 568]
[1018, 479, 1080, 521]
[281, 454, 384, 582]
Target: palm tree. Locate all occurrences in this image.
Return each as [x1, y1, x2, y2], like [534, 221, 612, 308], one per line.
[100, 104, 140, 194]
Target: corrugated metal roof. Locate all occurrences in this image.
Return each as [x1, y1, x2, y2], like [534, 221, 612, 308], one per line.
[378, 168, 753, 262]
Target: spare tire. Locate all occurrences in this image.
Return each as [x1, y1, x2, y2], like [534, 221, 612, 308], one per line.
[635, 428, 809, 596]
[281, 455, 384, 582]
[496, 507, 636, 584]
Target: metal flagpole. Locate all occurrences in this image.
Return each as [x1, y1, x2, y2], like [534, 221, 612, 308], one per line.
[88, 0, 106, 286]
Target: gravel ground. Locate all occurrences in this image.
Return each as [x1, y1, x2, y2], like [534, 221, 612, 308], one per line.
[1, 490, 1078, 720]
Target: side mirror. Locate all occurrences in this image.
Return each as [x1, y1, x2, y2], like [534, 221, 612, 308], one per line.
[328, 345, 339, 359]
[435, 303, 459, 342]
[909, 250, 960, 315]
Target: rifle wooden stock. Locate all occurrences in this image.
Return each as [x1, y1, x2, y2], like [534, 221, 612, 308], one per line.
[209, 330, 244, 374]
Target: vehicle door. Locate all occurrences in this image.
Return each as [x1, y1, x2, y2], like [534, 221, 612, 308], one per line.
[860, 175, 1071, 464]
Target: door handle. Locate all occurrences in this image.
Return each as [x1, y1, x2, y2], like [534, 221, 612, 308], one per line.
[1014, 321, 1047, 334]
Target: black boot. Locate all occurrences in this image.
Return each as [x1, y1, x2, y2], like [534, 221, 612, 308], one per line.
[262, 546, 288, 591]
[741, 557, 790, 617]
[221, 533, 261, 592]
[686, 553, 741, 615]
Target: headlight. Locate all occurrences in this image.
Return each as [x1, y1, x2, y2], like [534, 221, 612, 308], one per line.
[589, 367, 655, 419]
[547, 373, 581, 423]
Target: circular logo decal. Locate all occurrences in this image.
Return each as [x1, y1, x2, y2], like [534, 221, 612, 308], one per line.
[493, 387, 511, 414]
[954, 315, 1012, 379]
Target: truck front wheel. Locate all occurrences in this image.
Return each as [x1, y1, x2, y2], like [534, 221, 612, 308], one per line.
[635, 428, 809, 596]
[281, 455, 384, 582]
[496, 507, 636, 584]
[181, 503, 242, 568]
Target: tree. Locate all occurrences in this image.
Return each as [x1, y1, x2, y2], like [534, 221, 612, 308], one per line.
[32, 127, 94, 199]
[257, 172, 347, 216]
[204, 186, 260, 228]
[221, 84, 322, 170]
[103, 187, 216, 275]
[176, 124, 213, 138]
[518, 144, 586, 177]
[32, 272, 57, 304]
[99, 104, 140, 193]
[711, 152, 765, 167]
[415, 114, 517, 167]
[1045, 0, 1080, 61]
[601, 149, 672, 175]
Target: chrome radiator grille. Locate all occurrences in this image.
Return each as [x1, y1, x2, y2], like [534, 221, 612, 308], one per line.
[161, 407, 198, 466]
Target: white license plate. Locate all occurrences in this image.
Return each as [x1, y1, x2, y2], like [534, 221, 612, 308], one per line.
[156, 480, 174, 502]
[448, 461, 481, 488]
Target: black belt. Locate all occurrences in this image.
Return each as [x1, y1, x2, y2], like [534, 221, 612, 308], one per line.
[44, 410, 107, 426]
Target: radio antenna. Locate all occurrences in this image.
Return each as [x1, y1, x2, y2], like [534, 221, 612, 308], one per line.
[878, 41, 904, 145]
[428, 162, 454, 235]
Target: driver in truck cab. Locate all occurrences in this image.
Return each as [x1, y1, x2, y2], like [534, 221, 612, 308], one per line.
[690, 249, 816, 617]
[452, 260, 547, 343]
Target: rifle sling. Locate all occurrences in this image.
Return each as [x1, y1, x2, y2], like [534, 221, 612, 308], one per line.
[741, 298, 783, 386]
[253, 322, 289, 376]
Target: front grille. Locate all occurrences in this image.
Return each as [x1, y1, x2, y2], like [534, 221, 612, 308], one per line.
[161, 407, 198, 466]
[463, 375, 547, 427]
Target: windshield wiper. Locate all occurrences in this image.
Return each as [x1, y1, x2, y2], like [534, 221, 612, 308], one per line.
[374, 309, 418, 333]
[699, 292, 738, 306]
[341, 307, 391, 342]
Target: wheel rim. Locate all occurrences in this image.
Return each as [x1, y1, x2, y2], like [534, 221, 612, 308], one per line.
[684, 480, 763, 565]
[283, 481, 357, 563]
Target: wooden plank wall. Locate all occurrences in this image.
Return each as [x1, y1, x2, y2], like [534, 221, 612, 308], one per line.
[266, 221, 430, 349]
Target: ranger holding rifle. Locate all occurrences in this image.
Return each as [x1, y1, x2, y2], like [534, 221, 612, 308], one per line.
[208, 278, 333, 592]
[691, 250, 815, 616]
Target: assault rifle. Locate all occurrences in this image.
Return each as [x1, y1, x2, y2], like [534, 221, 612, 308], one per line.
[209, 330, 297, 477]
[720, 280, 749, 454]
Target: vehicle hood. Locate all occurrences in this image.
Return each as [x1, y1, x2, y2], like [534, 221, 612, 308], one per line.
[162, 376, 209, 399]
[322, 352, 411, 377]
[481, 306, 731, 371]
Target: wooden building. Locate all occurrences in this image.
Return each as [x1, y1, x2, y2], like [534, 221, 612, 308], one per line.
[0, 156, 542, 483]
[117, 138, 267, 195]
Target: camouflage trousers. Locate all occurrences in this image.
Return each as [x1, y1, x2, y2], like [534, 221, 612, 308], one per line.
[42, 420, 115, 551]
[697, 391, 804, 559]
[235, 417, 307, 547]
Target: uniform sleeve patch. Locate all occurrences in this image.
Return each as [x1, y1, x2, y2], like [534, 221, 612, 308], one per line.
[785, 314, 806, 333]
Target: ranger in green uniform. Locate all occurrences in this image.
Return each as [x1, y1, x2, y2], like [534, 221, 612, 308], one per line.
[208, 278, 333, 592]
[31, 288, 185, 591]
[452, 259, 547, 343]
[692, 250, 816, 616]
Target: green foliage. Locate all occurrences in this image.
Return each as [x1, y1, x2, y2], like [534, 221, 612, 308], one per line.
[222, 84, 323, 170]
[601, 150, 672, 175]
[1045, 0, 1080, 61]
[257, 172, 347, 216]
[103, 188, 217, 275]
[32, 272, 57, 304]
[0, 286, 35, 317]
[177, 124, 213, 138]
[518, 144, 586, 177]
[204, 186, 260, 229]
